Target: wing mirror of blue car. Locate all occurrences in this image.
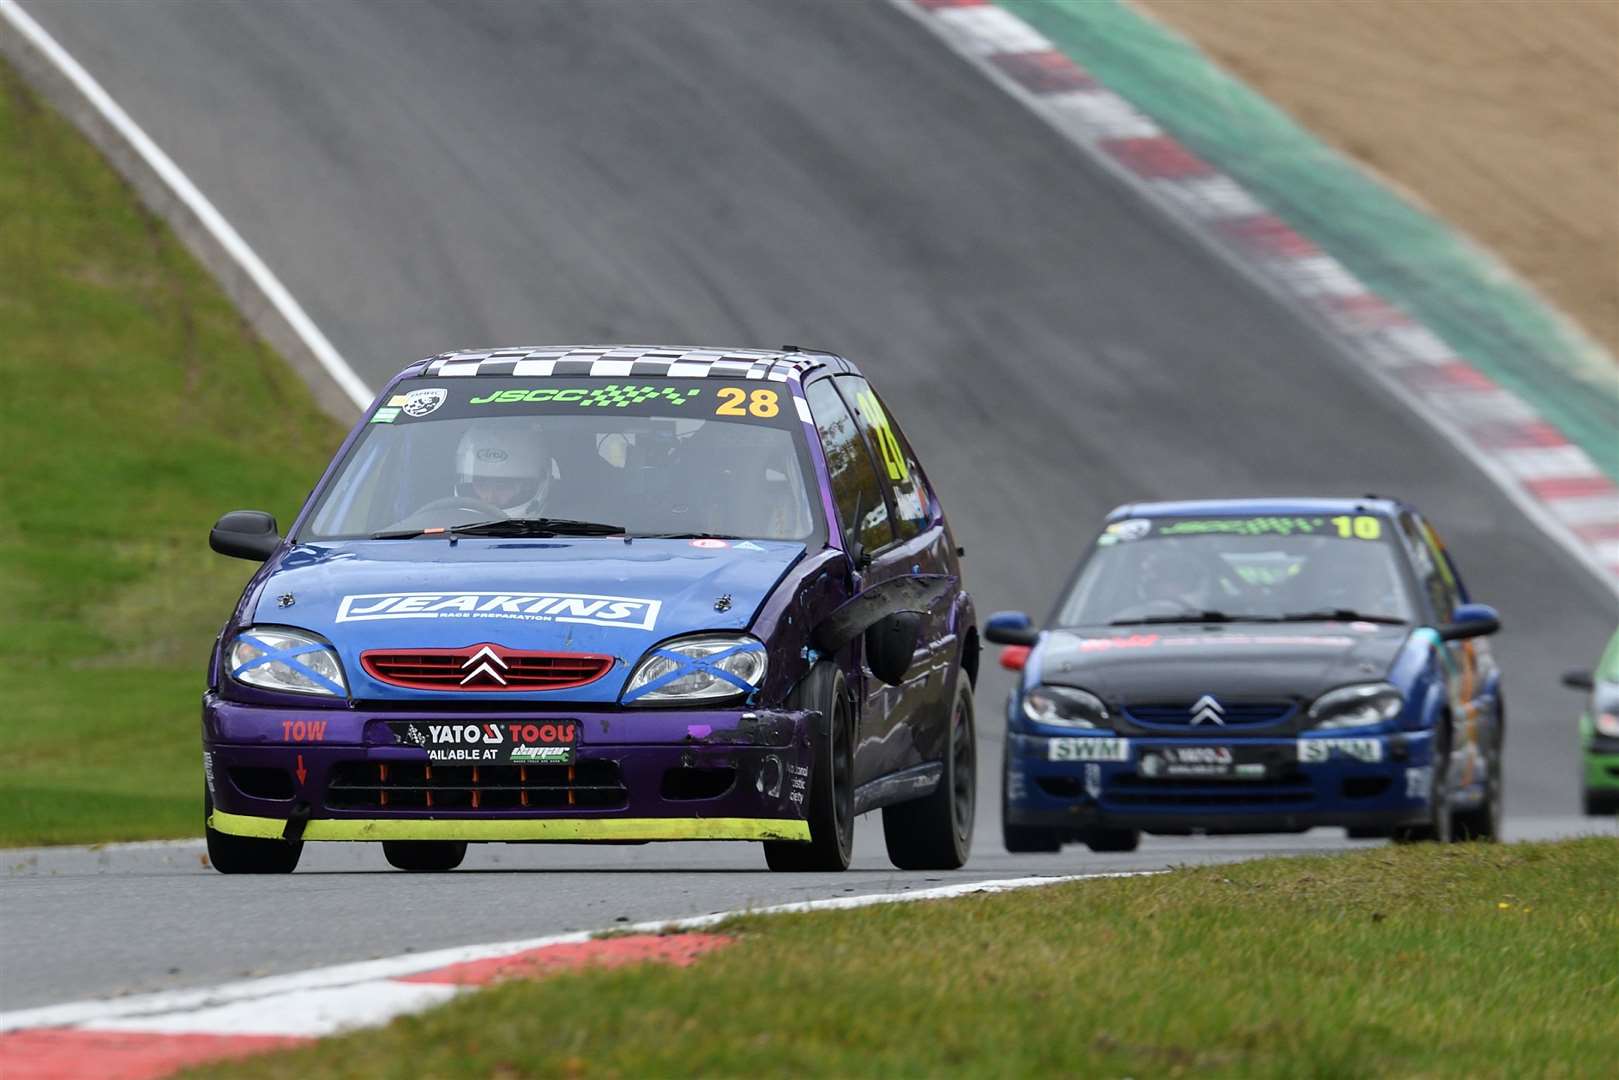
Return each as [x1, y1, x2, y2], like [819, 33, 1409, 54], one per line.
[1437, 602, 1501, 642]
[984, 611, 1039, 647]
[1561, 669, 1595, 691]
[209, 510, 281, 562]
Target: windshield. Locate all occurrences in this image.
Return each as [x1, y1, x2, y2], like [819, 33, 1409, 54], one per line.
[1055, 514, 1416, 626]
[300, 378, 822, 542]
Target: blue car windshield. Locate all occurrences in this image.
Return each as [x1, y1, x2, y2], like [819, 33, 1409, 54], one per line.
[300, 378, 822, 542]
[1055, 515, 1417, 626]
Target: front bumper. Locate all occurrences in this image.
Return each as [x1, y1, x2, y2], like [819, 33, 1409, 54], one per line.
[1004, 730, 1435, 835]
[202, 694, 815, 843]
[1583, 743, 1619, 793]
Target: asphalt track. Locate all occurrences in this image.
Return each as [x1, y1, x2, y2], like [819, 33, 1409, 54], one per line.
[6, 0, 1616, 1011]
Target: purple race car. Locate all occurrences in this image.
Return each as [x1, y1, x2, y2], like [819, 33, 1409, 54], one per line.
[203, 346, 978, 873]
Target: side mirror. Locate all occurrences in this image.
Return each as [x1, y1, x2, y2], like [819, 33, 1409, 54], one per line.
[865, 611, 920, 686]
[1437, 602, 1500, 642]
[210, 510, 281, 562]
[999, 645, 1031, 672]
[984, 611, 1038, 647]
[1562, 669, 1595, 692]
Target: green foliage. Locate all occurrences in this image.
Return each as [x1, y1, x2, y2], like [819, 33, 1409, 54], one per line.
[0, 62, 343, 844]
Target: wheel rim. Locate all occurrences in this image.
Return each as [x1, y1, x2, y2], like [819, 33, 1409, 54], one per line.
[951, 696, 975, 840]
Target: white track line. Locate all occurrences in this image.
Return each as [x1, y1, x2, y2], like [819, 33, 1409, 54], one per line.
[0, 871, 1156, 1033]
[0, 0, 373, 411]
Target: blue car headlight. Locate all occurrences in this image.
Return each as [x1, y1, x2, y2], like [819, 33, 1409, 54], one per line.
[1308, 682, 1402, 730]
[1022, 685, 1109, 729]
[623, 634, 767, 705]
[228, 627, 347, 697]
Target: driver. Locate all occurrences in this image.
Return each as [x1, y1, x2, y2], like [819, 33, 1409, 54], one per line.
[1135, 546, 1214, 611]
[454, 422, 552, 517]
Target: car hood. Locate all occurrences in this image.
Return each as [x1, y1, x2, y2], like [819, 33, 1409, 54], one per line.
[248, 537, 805, 702]
[1034, 622, 1409, 704]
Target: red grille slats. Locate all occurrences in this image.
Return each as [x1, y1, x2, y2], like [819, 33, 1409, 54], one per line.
[361, 643, 614, 692]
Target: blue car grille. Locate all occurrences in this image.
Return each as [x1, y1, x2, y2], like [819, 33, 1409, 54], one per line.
[1123, 701, 1296, 728]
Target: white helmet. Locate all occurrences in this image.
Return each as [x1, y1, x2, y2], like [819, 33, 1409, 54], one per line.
[454, 422, 550, 517]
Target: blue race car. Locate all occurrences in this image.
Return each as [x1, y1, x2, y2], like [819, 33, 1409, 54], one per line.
[203, 346, 977, 873]
[986, 498, 1502, 851]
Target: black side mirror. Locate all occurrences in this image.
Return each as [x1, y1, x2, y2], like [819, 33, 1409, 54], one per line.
[210, 510, 281, 562]
[1562, 669, 1595, 692]
[865, 611, 920, 686]
[1436, 602, 1500, 642]
[984, 610, 1039, 647]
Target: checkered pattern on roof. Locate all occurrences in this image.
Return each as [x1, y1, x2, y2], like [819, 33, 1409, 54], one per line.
[423, 346, 818, 383]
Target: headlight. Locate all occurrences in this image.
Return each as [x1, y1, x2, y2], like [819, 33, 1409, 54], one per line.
[228, 628, 347, 697]
[623, 634, 767, 705]
[1308, 682, 1402, 730]
[1023, 685, 1109, 728]
[1595, 711, 1619, 739]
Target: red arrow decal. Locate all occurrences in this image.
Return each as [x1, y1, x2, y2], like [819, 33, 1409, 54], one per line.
[295, 754, 308, 786]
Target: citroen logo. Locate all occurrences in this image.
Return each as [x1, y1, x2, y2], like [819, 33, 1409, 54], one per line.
[1190, 694, 1225, 725]
[460, 645, 509, 686]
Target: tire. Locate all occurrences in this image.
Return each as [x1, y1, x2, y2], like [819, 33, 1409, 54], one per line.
[383, 840, 468, 872]
[1081, 827, 1140, 853]
[1394, 728, 1454, 844]
[882, 678, 976, 870]
[1002, 741, 1061, 853]
[765, 664, 855, 872]
[205, 791, 301, 874]
[1453, 716, 1503, 842]
[1583, 789, 1619, 817]
[1346, 826, 1393, 840]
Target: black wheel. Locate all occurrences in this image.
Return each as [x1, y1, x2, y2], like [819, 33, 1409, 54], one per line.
[1583, 789, 1619, 816]
[382, 840, 468, 872]
[1394, 729, 1454, 844]
[1346, 826, 1393, 840]
[765, 664, 855, 872]
[1080, 827, 1140, 853]
[1454, 716, 1503, 842]
[1002, 739, 1061, 853]
[882, 678, 976, 870]
[205, 791, 301, 874]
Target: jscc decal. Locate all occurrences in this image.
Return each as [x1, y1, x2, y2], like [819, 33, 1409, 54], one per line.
[337, 591, 661, 631]
[387, 720, 578, 764]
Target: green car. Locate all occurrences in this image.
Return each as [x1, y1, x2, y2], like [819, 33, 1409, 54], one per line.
[1563, 627, 1619, 816]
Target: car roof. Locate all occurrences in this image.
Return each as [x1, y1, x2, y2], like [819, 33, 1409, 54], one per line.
[1106, 496, 1411, 520]
[395, 345, 851, 384]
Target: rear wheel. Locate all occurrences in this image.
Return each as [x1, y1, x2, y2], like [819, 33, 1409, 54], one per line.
[205, 791, 301, 874]
[882, 679, 976, 870]
[1453, 716, 1503, 842]
[765, 664, 855, 872]
[383, 840, 468, 872]
[1080, 827, 1140, 853]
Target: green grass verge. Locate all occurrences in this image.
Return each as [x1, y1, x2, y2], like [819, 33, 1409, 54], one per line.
[0, 61, 343, 845]
[192, 839, 1618, 1078]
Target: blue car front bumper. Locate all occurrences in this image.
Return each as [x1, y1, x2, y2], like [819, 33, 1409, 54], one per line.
[1004, 731, 1436, 835]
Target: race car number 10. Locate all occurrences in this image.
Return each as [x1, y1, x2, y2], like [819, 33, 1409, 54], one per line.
[715, 387, 779, 417]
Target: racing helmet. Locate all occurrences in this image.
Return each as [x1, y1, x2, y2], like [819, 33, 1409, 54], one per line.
[1136, 545, 1211, 606]
[454, 421, 550, 517]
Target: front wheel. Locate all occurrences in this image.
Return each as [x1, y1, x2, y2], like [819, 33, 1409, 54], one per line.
[205, 791, 301, 874]
[882, 679, 976, 870]
[1453, 719, 1503, 841]
[1583, 789, 1619, 817]
[383, 840, 468, 872]
[1080, 827, 1140, 853]
[764, 664, 855, 872]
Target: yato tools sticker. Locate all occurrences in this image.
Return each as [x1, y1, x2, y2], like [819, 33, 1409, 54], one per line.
[389, 720, 579, 764]
[336, 591, 661, 631]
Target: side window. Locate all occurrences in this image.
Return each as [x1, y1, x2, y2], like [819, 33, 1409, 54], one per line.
[1419, 519, 1466, 611]
[1399, 513, 1456, 620]
[837, 376, 929, 541]
[804, 379, 893, 554]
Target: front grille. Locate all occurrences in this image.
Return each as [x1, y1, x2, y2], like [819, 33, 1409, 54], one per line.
[1124, 702, 1296, 728]
[326, 760, 626, 810]
[1109, 771, 1312, 805]
[361, 649, 613, 692]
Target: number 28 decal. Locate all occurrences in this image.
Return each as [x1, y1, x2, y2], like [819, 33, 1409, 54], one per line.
[715, 387, 779, 418]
